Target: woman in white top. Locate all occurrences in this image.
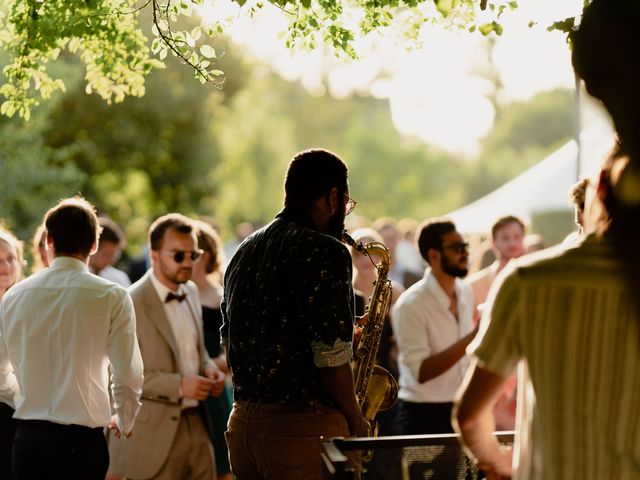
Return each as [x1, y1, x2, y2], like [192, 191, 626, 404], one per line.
[0, 227, 23, 478]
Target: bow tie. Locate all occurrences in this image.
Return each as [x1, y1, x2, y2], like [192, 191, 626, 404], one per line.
[165, 292, 187, 303]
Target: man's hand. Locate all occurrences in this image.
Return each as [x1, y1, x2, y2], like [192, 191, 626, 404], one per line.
[477, 445, 513, 479]
[181, 375, 215, 401]
[204, 366, 226, 397]
[108, 414, 132, 439]
[348, 410, 370, 437]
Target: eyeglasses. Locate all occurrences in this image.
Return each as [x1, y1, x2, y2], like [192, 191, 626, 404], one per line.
[162, 249, 203, 263]
[344, 194, 357, 216]
[441, 242, 469, 254]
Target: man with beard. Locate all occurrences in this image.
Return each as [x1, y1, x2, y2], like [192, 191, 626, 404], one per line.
[392, 219, 478, 436]
[221, 149, 366, 480]
[108, 213, 225, 480]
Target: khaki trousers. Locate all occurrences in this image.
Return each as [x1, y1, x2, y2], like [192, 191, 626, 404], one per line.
[226, 400, 351, 480]
[148, 409, 216, 480]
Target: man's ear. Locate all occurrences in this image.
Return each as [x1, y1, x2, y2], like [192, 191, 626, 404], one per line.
[427, 247, 440, 266]
[89, 241, 99, 256]
[328, 187, 339, 215]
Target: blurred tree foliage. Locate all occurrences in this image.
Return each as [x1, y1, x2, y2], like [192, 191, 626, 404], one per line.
[0, 0, 574, 120]
[463, 88, 574, 202]
[0, 38, 573, 253]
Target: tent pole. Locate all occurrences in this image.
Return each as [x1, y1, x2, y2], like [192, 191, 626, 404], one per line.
[574, 72, 582, 182]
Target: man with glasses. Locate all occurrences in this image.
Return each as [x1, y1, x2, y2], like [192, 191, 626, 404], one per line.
[108, 213, 225, 480]
[392, 219, 478, 437]
[221, 149, 366, 480]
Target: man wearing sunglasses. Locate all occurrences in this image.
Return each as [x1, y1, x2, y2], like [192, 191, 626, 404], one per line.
[108, 213, 225, 480]
[221, 149, 366, 480]
[392, 219, 478, 440]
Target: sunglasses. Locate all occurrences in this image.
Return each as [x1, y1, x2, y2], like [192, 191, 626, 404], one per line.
[162, 249, 203, 263]
[441, 242, 469, 254]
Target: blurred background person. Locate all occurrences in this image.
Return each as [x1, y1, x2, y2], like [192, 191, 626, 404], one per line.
[89, 217, 131, 287]
[395, 218, 426, 288]
[466, 216, 526, 314]
[373, 217, 403, 286]
[0, 227, 23, 479]
[30, 223, 49, 273]
[193, 220, 233, 480]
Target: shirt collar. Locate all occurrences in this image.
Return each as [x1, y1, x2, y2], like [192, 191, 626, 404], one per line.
[424, 268, 466, 311]
[276, 205, 317, 230]
[150, 271, 186, 304]
[50, 256, 89, 272]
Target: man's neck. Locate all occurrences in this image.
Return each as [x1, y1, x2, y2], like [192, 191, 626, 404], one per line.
[152, 268, 180, 291]
[496, 257, 510, 273]
[432, 269, 457, 298]
[54, 253, 88, 263]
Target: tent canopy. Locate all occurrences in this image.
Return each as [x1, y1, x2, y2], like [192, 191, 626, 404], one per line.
[445, 123, 615, 234]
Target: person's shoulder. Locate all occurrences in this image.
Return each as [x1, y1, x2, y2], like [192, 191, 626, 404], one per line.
[394, 274, 428, 308]
[513, 238, 591, 278]
[465, 264, 494, 287]
[128, 271, 153, 299]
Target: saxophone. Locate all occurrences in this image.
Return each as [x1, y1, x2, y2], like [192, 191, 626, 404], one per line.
[343, 231, 399, 448]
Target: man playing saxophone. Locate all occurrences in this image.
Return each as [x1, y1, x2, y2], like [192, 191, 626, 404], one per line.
[221, 149, 367, 480]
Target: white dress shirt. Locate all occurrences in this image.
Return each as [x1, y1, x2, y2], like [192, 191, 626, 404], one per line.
[150, 273, 200, 408]
[0, 257, 143, 434]
[392, 268, 474, 402]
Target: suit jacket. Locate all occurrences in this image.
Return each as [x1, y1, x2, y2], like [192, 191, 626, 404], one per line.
[108, 271, 215, 479]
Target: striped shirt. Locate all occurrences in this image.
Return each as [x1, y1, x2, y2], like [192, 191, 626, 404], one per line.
[470, 234, 640, 480]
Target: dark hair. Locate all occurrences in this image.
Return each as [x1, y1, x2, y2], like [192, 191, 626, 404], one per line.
[284, 149, 349, 208]
[98, 217, 126, 249]
[491, 216, 525, 240]
[416, 219, 456, 264]
[194, 220, 224, 275]
[572, 1, 640, 316]
[148, 213, 195, 251]
[597, 149, 640, 315]
[571, 0, 640, 161]
[44, 197, 101, 258]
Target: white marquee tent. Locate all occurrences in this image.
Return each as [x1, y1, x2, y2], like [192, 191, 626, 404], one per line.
[445, 122, 615, 234]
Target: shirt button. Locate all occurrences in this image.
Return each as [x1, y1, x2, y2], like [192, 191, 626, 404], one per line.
[171, 416, 178, 421]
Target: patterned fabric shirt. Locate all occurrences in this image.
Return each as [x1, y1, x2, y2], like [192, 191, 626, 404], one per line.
[470, 234, 640, 480]
[221, 207, 355, 407]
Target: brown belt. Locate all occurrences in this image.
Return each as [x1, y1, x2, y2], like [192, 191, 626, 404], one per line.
[236, 400, 328, 414]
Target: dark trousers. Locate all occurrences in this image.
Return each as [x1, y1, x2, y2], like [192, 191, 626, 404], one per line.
[12, 420, 109, 480]
[396, 400, 455, 434]
[396, 401, 473, 480]
[0, 402, 17, 478]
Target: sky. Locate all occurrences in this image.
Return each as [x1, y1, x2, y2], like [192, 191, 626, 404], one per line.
[197, 0, 585, 155]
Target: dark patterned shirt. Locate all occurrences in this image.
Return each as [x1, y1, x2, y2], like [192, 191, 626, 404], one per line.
[221, 207, 355, 407]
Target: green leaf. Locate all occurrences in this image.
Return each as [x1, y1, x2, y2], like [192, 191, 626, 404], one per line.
[200, 44, 216, 58]
[479, 21, 503, 36]
[434, 0, 458, 17]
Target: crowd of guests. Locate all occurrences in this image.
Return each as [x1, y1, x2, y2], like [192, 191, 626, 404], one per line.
[0, 183, 591, 480]
[1, 2, 639, 479]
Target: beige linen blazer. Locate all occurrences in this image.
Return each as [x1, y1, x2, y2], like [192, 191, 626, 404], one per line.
[108, 271, 214, 479]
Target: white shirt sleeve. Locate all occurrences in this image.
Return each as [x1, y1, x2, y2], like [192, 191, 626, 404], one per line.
[108, 290, 144, 435]
[0, 306, 18, 408]
[393, 299, 432, 382]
